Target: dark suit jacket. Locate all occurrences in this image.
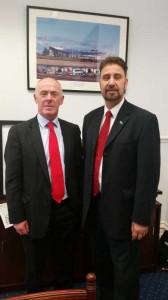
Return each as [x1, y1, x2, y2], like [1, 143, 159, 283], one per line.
[5, 116, 83, 238]
[82, 100, 160, 239]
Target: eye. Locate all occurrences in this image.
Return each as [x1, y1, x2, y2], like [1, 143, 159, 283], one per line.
[114, 74, 122, 80]
[102, 74, 110, 81]
[51, 92, 58, 97]
[40, 92, 47, 96]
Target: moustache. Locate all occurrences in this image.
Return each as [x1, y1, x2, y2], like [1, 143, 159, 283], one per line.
[106, 88, 118, 92]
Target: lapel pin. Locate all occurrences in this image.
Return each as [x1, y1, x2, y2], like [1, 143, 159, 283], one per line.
[119, 121, 123, 125]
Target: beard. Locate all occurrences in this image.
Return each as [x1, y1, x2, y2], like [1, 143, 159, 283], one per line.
[103, 88, 125, 102]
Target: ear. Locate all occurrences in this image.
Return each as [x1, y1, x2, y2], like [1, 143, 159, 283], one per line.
[60, 95, 64, 105]
[34, 94, 38, 104]
[125, 78, 128, 90]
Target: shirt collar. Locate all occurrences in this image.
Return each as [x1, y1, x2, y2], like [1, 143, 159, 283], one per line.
[104, 98, 125, 119]
[37, 113, 59, 128]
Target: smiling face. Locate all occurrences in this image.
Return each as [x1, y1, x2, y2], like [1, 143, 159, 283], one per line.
[34, 78, 64, 121]
[99, 63, 128, 109]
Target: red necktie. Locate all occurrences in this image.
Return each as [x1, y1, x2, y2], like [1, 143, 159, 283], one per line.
[47, 122, 65, 203]
[92, 111, 112, 197]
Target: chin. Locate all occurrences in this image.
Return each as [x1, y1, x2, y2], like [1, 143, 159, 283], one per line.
[105, 96, 118, 101]
[42, 113, 53, 120]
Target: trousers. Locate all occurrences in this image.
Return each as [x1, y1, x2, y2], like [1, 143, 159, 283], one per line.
[21, 199, 80, 293]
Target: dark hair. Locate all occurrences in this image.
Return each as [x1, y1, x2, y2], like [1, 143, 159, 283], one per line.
[99, 56, 128, 76]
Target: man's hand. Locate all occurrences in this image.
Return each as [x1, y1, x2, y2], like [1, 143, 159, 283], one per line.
[131, 222, 148, 240]
[13, 220, 29, 235]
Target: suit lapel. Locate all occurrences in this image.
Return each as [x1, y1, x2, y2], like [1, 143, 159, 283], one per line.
[28, 117, 50, 181]
[91, 107, 104, 151]
[106, 100, 131, 147]
[59, 119, 69, 179]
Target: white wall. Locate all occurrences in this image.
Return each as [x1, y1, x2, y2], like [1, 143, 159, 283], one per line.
[0, 0, 168, 228]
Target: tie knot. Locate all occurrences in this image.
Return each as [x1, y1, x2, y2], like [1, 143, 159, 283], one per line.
[47, 122, 54, 129]
[105, 111, 112, 119]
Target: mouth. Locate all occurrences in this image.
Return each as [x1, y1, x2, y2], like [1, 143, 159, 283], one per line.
[44, 107, 54, 112]
[106, 89, 118, 94]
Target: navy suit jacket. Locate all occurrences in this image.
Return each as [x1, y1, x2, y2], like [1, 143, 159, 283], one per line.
[82, 100, 160, 239]
[5, 116, 83, 238]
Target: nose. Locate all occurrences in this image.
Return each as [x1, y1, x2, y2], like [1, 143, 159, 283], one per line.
[45, 92, 52, 101]
[108, 76, 115, 86]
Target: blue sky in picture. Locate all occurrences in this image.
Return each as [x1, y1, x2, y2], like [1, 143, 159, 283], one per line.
[36, 17, 120, 56]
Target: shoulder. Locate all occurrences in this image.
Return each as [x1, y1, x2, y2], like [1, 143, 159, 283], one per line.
[125, 100, 156, 117]
[59, 118, 80, 132]
[84, 106, 104, 119]
[124, 101, 160, 138]
[124, 100, 158, 124]
[8, 117, 37, 135]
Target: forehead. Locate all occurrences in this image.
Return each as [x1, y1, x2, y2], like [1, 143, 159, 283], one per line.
[101, 63, 125, 75]
[37, 79, 61, 92]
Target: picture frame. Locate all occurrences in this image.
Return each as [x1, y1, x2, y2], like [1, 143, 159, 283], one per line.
[27, 6, 129, 92]
[0, 121, 22, 199]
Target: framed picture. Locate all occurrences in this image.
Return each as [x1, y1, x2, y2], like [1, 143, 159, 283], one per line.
[0, 121, 22, 199]
[27, 6, 129, 92]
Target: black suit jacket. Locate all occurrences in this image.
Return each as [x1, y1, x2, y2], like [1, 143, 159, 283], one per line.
[5, 116, 83, 238]
[82, 100, 160, 239]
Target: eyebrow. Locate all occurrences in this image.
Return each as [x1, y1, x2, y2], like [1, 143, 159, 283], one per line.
[102, 72, 122, 77]
[40, 90, 58, 94]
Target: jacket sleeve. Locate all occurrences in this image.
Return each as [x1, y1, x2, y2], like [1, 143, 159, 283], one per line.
[132, 114, 160, 225]
[4, 126, 26, 224]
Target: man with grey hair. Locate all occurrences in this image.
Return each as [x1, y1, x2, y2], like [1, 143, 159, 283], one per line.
[5, 77, 83, 293]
